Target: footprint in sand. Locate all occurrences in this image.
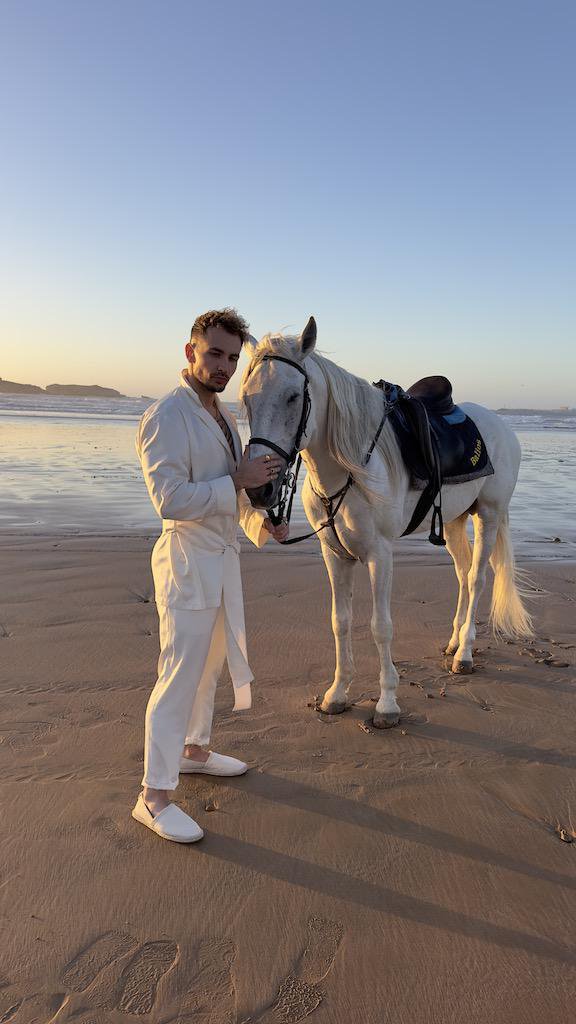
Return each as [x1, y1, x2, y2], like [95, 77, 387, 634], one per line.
[0, 988, 24, 1023]
[252, 916, 343, 1023]
[60, 931, 139, 993]
[64, 1018, 102, 1024]
[78, 706, 116, 728]
[255, 977, 323, 1023]
[296, 917, 344, 985]
[2, 990, 67, 1023]
[163, 938, 237, 1024]
[116, 940, 179, 1015]
[92, 815, 142, 851]
[1, 720, 57, 752]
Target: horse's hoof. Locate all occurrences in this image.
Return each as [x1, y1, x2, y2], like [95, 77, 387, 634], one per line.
[317, 699, 347, 715]
[451, 659, 474, 674]
[373, 711, 400, 729]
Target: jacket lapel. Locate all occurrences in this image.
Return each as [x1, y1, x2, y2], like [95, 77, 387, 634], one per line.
[179, 373, 239, 466]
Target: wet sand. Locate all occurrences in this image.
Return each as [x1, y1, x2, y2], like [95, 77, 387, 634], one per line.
[1, 535, 575, 1023]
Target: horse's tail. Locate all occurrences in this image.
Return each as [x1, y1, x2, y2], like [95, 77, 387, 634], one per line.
[489, 516, 534, 639]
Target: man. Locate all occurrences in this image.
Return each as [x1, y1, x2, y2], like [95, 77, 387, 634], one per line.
[132, 308, 287, 843]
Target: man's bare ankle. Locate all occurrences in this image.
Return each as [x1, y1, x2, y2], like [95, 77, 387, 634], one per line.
[183, 744, 210, 763]
[142, 787, 170, 814]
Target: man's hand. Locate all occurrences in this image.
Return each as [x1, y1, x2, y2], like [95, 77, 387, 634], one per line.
[232, 447, 284, 491]
[264, 517, 290, 543]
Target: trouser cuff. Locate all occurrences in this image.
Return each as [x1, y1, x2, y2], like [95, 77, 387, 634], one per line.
[141, 776, 179, 791]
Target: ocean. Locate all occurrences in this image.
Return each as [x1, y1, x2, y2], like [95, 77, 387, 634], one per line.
[0, 394, 574, 560]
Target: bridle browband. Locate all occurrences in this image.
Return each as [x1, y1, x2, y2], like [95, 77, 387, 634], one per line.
[246, 353, 388, 549]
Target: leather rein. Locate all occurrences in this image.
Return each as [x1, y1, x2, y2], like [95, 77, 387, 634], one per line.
[247, 354, 388, 549]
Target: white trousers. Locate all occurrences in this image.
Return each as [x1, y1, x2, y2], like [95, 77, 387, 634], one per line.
[141, 603, 230, 791]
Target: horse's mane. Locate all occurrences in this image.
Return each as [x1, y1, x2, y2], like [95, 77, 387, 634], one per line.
[241, 333, 405, 500]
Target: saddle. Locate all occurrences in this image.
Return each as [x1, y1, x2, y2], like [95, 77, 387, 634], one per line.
[373, 376, 494, 545]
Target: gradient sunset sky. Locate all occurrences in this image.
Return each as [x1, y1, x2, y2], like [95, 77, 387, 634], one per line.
[1, 0, 574, 407]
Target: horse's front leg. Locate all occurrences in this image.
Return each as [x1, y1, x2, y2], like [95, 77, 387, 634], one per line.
[368, 544, 401, 728]
[319, 543, 356, 714]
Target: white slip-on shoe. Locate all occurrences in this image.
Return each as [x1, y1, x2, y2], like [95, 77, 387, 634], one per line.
[131, 793, 204, 843]
[179, 751, 248, 777]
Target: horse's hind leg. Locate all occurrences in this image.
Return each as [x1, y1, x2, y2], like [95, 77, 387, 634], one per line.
[451, 508, 500, 674]
[319, 543, 356, 714]
[444, 513, 473, 655]
[368, 543, 401, 728]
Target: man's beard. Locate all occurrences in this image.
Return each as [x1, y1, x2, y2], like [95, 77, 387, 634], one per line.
[187, 370, 226, 393]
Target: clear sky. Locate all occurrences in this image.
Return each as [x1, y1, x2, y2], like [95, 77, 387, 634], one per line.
[1, 0, 574, 407]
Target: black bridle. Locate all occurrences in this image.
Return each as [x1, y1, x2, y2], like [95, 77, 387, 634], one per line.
[247, 354, 388, 548]
[247, 355, 312, 540]
[248, 355, 311, 465]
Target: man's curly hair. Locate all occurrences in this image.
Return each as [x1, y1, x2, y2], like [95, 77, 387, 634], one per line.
[190, 307, 249, 345]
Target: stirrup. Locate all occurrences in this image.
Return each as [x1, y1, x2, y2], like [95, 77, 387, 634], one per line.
[429, 503, 446, 546]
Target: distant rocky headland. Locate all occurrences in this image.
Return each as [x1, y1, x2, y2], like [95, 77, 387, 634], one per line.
[496, 407, 575, 416]
[45, 384, 128, 398]
[0, 379, 45, 394]
[0, 378, 127, 398]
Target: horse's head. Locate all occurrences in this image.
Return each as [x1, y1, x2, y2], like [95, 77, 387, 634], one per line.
[240, 316, 317, 509]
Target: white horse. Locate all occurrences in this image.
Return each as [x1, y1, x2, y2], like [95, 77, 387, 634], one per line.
[241, 317, 533, 727]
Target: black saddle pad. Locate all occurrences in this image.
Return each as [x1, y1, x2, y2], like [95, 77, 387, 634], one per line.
[389, 402, 494, 488]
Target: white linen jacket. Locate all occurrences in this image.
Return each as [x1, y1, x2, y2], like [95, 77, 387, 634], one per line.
[136, 372, 269, 708]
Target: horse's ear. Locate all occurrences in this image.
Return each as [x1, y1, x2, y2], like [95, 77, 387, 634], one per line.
[299, 316, 317, 357]
[245, 333, 259, 352]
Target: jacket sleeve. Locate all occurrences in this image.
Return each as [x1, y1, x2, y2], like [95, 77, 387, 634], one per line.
[238, 488, 270, 547]
[136, 406, 238, 521]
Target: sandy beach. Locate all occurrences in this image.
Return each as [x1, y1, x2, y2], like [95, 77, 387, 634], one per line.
[0, 534, 575, 1023]
[3, 0, 575, 1018]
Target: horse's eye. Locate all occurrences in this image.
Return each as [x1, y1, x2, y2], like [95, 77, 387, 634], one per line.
[286, 393, 299, 405]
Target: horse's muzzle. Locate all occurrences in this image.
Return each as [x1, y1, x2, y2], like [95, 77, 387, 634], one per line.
[245, 473, 286, 509]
